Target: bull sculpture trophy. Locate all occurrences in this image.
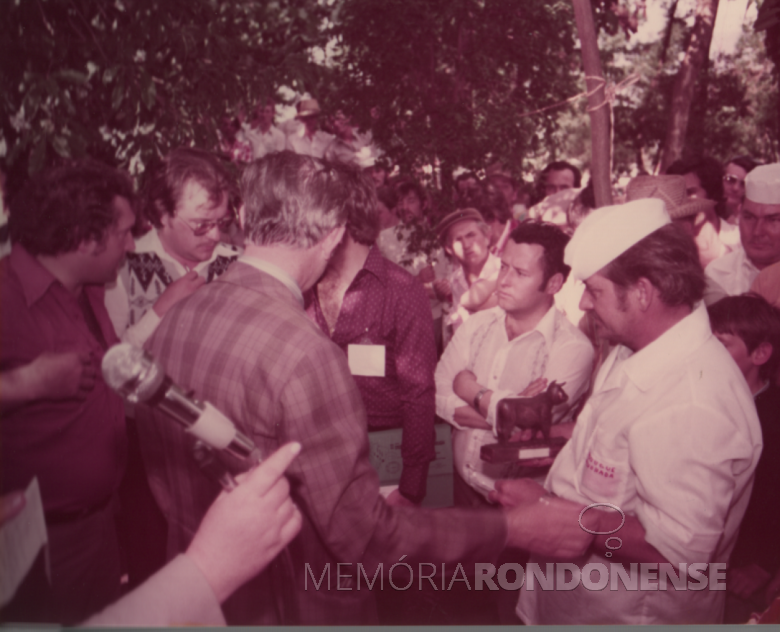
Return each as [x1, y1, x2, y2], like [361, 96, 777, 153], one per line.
[480, 381, 569, 467]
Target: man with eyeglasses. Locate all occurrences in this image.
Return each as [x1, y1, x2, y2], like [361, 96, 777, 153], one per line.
[103, 147, 240, 591]
[704, 163, 780, 305]
[105, 147, 240, 347]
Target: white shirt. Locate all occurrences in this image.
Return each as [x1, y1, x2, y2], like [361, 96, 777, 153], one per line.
[517, 303, 762, 624]
[435, 305, 593, 498]
[239, 124, 286, 159]
[105, 229, 240, 347]
[238, 254, 303, 306]
[284, 122, 334, 159]
[703, 244, 760, 305]
[445, 251, 502, 334]
[324, 129, 383, 168]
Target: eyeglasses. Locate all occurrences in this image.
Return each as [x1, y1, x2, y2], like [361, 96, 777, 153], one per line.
[723, 175, 745, 187]
[177, 214, 234, 237]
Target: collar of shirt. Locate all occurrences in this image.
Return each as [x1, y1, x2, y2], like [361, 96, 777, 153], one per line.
[449, 251, 501, 289]
[615, 302, 712, 393]
[707, 244, 759, 280]
[139, 228, 236, 277]
[238, 254, 303, 305]
[10, 244, 58, 307]
[736, 244, 760, 277]
[356, 244, 388, 286]
[501, 302, 558, 348]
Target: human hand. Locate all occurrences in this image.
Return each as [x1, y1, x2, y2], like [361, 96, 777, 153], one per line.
[729, 564, 771, 600]
[30, 351, 96, 401]
[0, 491, 26, 526]
[385, 489, 417, 508]
[518, 377, 547, 399]
[452, 370, 478, 402]
[153, 271, 206, 318]
[186, 442, 303, 603]
[504, 494, 595, 558]
[433, 279, 452, 302]
[489, 479, 547, 508]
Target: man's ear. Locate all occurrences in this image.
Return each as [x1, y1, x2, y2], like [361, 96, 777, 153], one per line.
[238, 204, 246, 231]
[545, 272, 564, 295]
[77, 238, 104, 257]
[751, 341, 773, 368]
[633, 277, 656, 311]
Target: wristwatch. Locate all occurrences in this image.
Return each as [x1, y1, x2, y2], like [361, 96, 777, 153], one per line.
[473, 387, 489, 412]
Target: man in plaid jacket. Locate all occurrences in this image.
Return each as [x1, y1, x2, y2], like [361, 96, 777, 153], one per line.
[136, 151, 593, 624]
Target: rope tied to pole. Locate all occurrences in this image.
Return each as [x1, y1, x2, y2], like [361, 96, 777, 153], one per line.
[515, 72, 641, 118]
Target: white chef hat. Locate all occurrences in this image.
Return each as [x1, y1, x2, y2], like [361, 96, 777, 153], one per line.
[745, 163, 780, 205]
[564, 198, 671, 281]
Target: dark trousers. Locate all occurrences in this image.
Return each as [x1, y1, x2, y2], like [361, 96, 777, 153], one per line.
[48, 502, 122, 624]
[116, 415, 168, 589]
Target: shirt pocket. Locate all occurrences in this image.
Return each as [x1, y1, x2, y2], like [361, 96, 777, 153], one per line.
[580, 444, 630, 504]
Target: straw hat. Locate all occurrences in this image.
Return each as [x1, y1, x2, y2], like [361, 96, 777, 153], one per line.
[296, 99, 321, 118]
[436, 208, 484, 242]
[625, 175, 715, 219]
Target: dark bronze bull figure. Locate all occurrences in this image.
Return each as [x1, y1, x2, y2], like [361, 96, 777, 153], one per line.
[495, 381, 568, 443]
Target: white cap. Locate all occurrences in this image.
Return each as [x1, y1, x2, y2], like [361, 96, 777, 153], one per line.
[564, 198, 671, 280]
[745, 163, 780, 205]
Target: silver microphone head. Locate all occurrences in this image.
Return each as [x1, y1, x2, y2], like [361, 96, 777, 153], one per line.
[102, 343, 166, 404]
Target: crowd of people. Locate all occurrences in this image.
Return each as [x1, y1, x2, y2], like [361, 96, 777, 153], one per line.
[1, 94, 780, 626]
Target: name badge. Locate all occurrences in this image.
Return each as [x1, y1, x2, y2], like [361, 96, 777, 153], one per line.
[348, 344, 385, 377]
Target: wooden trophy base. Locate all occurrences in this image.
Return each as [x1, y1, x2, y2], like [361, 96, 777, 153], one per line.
[480, 436, 567, 464]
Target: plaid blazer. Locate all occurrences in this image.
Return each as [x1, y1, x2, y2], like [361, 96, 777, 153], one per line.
[137, 262, 507, 624]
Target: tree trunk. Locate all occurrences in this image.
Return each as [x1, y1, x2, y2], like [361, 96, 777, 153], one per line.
[571, 0, 613, 208]
[659, 0, 719, 173]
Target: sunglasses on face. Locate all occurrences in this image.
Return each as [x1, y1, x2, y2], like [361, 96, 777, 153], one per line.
[179, 214, 235, 237]
[723, 175, 744, 187]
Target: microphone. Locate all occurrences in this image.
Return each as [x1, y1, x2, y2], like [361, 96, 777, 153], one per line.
[102, 343, 260, 464]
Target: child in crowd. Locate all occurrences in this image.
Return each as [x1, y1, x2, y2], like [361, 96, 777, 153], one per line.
[708, 294, 780, 623]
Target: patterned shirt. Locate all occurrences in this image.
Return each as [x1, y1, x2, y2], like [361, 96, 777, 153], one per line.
[304, 246, 437, 503]
[104, 229, 239, 346]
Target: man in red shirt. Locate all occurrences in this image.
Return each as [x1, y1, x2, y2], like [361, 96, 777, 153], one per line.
[0, 161, 136, 624]
[304, 167, 437, 506]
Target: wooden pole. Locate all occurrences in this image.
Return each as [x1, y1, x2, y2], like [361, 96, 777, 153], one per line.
[571, 0, 613, 208]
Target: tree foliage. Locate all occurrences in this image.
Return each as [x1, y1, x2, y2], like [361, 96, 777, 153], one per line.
[555, 1, 778, 176]
[0, 0, 330, 189]
[322, 0, 582, 186]
[1, 0, 776, 198]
